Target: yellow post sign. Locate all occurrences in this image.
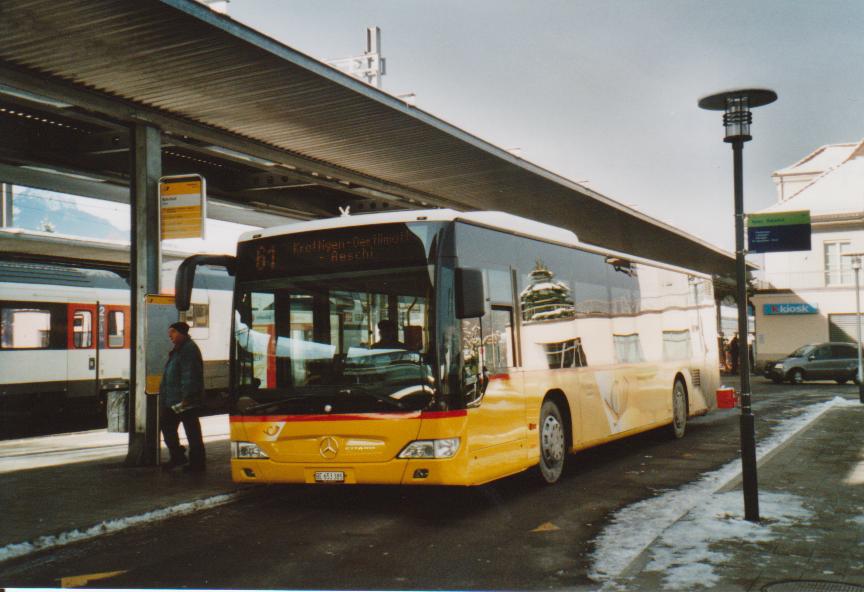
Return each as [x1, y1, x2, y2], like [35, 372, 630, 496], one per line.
[160, 175, 206, 240]
[145, 294, 178, 395]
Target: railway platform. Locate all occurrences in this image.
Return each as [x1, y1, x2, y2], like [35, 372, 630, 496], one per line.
[2, 399, 863, 591]
[0, 414, 244, 554]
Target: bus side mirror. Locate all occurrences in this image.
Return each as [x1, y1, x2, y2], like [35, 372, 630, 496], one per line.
[176, 254, 237, 311]
[456, 268, 485, 319]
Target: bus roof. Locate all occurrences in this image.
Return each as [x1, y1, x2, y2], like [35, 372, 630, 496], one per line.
[239, 209, 579, 247]
[238, 209, 712, 279]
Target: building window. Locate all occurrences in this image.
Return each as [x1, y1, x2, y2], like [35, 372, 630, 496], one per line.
[824, 241, 853, 286]
[1, 308, 51, 349]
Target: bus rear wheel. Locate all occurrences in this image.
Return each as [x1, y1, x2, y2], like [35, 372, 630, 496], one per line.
[538, 399, 566, 484]
[671, 379, 688, 440]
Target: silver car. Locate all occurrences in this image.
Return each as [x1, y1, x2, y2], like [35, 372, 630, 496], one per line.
[764, 342, 860, 384]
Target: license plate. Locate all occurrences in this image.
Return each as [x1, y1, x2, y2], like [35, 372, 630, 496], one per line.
[314, 471, 345, 483]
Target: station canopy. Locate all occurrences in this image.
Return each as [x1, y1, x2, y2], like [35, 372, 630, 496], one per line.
[0, 0, 738, 277]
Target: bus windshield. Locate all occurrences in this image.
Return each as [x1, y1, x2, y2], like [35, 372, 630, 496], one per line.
[234, 268, 434, 414]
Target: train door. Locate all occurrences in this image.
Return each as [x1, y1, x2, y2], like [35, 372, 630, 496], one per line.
[66, 303, 98, 401]
[99, 304, 130, 383]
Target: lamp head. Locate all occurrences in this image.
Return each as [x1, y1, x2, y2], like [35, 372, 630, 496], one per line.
[698, 89, 777, 143]
[843, 252, 864, 271]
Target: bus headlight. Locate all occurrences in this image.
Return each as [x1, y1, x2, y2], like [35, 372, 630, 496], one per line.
[231, 441, 269, 459]
[398, 438, 461, 459]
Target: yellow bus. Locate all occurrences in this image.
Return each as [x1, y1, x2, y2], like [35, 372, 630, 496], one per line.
[177, 209, 719, 485]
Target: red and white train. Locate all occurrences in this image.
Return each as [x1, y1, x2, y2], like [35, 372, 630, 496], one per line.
[0, 258, 233, 435]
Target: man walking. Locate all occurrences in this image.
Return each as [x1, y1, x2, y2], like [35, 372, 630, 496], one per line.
[159, 321, 206, 472]
[730, 333, 740, 375]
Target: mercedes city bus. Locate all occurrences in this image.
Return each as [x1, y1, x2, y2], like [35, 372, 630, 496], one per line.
[176, 209, 719, 486]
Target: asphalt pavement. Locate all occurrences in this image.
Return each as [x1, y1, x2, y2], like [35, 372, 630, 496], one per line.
[1, 379, 862, 590]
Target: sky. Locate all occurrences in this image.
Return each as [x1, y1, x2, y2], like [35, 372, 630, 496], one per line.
[221, 0, 864, 252]
[15, 187, 254, 255]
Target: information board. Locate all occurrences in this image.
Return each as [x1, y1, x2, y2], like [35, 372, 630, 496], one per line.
[160, 175, 206, 240]
[747, 210, 811, 253]
[145, 294, 178, 395]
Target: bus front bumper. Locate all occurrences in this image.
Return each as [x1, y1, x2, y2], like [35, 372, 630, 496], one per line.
[231, 457, 469, 485]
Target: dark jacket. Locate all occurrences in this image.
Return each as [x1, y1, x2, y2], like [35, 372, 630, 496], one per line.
[159, 337, 204, 409]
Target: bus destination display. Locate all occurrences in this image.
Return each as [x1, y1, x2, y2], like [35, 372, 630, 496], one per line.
[237, 224, 430, 280]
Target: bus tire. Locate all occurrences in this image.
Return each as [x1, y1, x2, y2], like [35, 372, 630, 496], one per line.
[537, 399, 567, 484]
[671, 378, 688, 440]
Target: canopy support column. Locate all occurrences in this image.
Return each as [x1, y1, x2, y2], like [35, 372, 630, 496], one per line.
[125, 124, 162, 467]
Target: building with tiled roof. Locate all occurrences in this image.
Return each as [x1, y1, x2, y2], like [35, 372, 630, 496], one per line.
[752, 140, 864, 370]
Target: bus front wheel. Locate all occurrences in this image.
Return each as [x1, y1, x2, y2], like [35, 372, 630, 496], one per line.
[538, 399, 567, 484]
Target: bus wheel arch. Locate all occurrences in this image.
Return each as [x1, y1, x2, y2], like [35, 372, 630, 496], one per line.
[537, 390, 571, 484]
[671, 375, 688, 440]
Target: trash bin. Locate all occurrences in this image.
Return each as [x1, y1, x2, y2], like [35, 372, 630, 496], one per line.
[716, 386, 738, 409]
[106, 390, 128, 432]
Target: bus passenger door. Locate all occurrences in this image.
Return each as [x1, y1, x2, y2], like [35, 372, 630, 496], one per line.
[66, 304, 98, 401]
[465, 303, 526, 480]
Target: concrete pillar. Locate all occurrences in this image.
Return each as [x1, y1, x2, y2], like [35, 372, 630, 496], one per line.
[125, 124, 161, 467]
[1, 183, 12, 227]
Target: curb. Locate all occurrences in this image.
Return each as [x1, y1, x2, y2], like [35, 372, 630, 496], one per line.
[0, 488, 251, 564]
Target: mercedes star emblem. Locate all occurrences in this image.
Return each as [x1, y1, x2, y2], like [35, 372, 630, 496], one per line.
[319, 436, 339, 459]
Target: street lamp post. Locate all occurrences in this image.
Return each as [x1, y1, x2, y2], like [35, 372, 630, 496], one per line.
[842, 252, 864, 403]
[699, 88, 777, 523]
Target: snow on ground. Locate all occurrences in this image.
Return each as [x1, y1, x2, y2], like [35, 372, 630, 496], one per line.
[644, 491, 811, 590]
[0, 492, 243, 563]
[589, 396, 855, 584]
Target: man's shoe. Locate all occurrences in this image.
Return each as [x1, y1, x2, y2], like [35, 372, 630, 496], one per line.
[161, 456, 188, 471]
[182, 464, 205, 473]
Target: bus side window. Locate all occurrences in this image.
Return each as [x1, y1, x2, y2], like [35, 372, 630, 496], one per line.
[461, 317, 484, 405]
[486, 306, 515, 372]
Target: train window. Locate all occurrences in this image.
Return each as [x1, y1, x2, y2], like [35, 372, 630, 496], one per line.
[73, 310, 93, 348]
[108, 310, 125, 348]
[1, 308, 52, 349]
[181, 303, 209, 328]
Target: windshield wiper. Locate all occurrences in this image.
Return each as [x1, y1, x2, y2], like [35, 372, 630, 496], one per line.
[337, 386, 405, 410]
[243, 394, 316, 413]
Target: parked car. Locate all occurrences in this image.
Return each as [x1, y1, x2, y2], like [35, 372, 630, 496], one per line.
[764, 342, 861, 384]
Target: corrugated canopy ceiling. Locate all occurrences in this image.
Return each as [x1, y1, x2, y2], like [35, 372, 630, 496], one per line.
[0, 0, 738, 276]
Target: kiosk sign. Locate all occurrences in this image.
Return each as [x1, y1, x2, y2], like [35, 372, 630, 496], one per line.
[763, 303, 818, 315]
[747, 210, 811, 253]
[160, 175, 206, 240]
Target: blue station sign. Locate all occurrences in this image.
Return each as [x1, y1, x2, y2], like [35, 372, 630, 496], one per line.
[763, 303, 819, 315]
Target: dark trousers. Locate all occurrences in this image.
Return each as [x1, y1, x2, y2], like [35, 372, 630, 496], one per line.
[160, 406, 205, 468]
